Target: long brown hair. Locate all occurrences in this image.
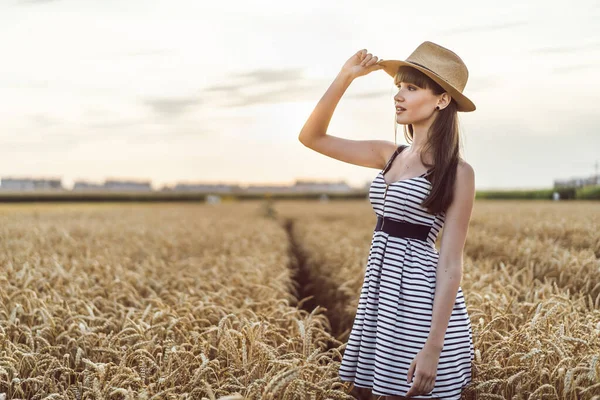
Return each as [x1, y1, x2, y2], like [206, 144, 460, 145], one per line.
[393, 65, 463, 216]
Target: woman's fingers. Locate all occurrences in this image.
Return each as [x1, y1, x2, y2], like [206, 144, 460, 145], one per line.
[362, 55, 379, 67]
[356, 49, 381, 64]
[360, 53, 372, 66]
[349, 49, 383, 75]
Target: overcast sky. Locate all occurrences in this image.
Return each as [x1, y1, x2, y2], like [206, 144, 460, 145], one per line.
[1, 0, 598, 190]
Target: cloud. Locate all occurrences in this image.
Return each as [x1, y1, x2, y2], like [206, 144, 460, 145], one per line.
[204, 67, 335, 108]
[202, 67, 307, 97]
[141, 96, 203, 118]
[237, 68, 305, 84]
[203, 83, 242, 94]
[221, 82, 327, 108]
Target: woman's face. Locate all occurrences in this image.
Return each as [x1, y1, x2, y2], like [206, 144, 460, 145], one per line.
[394, 81, 442, 124]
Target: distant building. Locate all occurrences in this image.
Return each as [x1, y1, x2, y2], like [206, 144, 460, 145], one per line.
[244, 185, 293, 194]
[554, 174, 599, 189]
[72, 181, 104, 191]
[104, 179, 152, 192]
[163, 180, 355, 195]
[292, 180, 354, 193]
[0, 175, 363, 195]
[171, 183, 240, 193]
[0, 177, 63, 191]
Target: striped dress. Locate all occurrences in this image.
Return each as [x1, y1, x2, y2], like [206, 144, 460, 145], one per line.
[338, 144, 474, 399]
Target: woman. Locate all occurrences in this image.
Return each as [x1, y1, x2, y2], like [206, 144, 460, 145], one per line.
[298, 41, 476, 399]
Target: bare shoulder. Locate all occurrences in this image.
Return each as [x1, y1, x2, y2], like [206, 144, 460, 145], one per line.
[455, 160, 475, 195]
[457, 160, 475, 178]
[379, 141, 401, 166]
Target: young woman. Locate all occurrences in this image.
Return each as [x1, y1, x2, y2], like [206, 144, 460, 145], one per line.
[298, 41, 476, 400]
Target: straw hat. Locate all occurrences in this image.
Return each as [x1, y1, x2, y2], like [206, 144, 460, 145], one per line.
[378, 41, 476, 112]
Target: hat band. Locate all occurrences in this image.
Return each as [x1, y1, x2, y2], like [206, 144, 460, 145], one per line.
[408, 61, 435, 74]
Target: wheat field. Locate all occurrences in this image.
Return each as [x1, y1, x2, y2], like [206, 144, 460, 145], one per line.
[0, 200, 598, 399]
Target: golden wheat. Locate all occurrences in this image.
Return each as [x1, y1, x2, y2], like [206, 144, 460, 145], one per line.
[1, 199, 598, 399]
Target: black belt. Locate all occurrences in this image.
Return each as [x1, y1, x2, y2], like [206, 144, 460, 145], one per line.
[375, 215, 431, 241]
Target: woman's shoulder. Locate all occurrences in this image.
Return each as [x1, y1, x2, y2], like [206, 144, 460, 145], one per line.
[381, 142, 404, 165]
[455, 160, 475, 190]
[457, 159, 474, 175]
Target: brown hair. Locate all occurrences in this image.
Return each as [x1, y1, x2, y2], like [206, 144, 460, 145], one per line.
[393, 65, 463, 216]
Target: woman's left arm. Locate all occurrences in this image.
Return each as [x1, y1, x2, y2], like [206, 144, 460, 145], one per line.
[425, 161, 476, 352]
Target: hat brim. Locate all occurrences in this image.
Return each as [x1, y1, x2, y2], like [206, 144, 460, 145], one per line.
[378, 59, 476, 112]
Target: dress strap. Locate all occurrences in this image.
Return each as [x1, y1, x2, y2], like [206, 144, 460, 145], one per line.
[422, 168, 434, 177]
[382, 145, 407, 174]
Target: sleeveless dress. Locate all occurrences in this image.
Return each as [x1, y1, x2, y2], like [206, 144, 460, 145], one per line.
[338, 145, 474, 399]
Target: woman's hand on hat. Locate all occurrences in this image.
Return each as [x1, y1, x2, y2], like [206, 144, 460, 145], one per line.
[341, 49, 384, 79]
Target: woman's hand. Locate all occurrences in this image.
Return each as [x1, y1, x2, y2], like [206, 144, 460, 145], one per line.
[404, 344, 441, 397]
[340, 49, 384, 80]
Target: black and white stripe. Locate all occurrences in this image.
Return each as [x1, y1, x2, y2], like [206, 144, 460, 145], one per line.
[339, 147, 474, 399]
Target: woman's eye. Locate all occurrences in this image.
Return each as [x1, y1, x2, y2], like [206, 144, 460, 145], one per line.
[396, 85, 416, 91]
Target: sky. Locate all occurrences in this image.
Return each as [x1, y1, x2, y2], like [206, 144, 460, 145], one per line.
[1, 0, 599, 190]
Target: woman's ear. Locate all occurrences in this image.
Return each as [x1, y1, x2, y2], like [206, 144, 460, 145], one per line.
[438, 92, 452, 109]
